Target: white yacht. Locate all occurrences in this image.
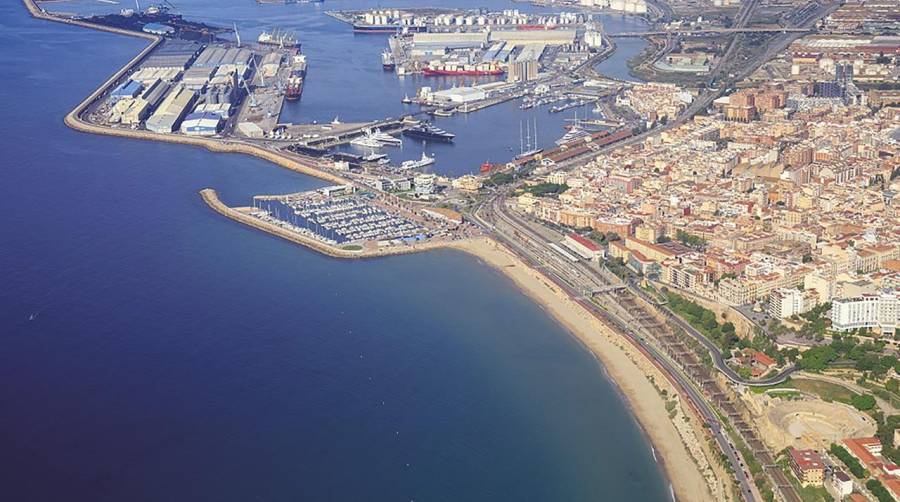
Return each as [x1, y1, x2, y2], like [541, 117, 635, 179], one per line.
[399, 152, 435, 171]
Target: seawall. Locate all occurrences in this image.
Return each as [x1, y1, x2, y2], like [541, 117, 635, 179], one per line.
[199, 189, 455, 259]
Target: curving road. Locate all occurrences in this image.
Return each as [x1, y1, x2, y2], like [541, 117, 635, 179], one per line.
[627, 282, 798, 386]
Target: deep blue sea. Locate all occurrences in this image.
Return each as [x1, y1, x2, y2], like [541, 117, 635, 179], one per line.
[1, 1, 668, 500]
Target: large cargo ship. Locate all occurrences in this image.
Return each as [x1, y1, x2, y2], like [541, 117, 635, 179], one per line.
[284, 54, 307, 101]
[258, 28, 300, 48]
[352, 22, 399, 33]
[422, 62, 504, 76]
[402, 123, 455, 143]
[381, 49, 395, 71]
[352, 22, 427, 34]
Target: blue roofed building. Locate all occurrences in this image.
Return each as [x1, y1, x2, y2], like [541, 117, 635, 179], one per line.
[110, 79, 143, 102]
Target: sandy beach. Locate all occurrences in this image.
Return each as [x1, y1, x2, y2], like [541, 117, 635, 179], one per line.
[450, 238, 720, 502]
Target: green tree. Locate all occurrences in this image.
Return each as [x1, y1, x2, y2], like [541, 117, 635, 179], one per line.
[851, 394, 876, 411]
[797, 346, 837, 371]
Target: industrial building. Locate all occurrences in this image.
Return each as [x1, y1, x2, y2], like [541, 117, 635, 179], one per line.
[145, 85, 197, 134]
[507, 59, 538, 83]
[142, 23, 175, 36]
[259, 51, 283, 78]
[129, 66, 183, 85]
[489, 29, 576, 47]
[180, 112, 224, 136]
[107, 78, 171, 126]
[431, 86, 487, 104]
[191, 46, 253, 76]
[109, 79, 143, 102]
[193, 102, 232, 118]
[141, 40, 202, 70]
[182, 67, 215, 89]
[237, 121, 265, 138]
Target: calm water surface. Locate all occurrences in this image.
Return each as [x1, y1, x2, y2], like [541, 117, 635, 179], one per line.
[0, 1, 668, 500]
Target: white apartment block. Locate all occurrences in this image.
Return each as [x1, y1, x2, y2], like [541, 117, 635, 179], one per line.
[769, 288, 815, 318]
[830, 291, 899, 335]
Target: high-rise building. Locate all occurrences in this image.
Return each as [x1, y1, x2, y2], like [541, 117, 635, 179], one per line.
[835, 61, 854, 88]
[831, 291, 899, 335]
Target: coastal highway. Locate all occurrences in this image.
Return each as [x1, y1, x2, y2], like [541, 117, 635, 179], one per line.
[469, 191, 760, 502]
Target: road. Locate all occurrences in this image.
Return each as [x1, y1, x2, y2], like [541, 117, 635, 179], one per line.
[469, 191, 763, 502]
[629, 283, 798, 386]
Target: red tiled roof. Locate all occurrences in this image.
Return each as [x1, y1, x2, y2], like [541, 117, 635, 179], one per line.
[789, 448, 824, 471]
[844, 437, 882, 470]
[568, 233, 600, 252]
[752, 350, 776, 368]
[883, 478, 900, 500]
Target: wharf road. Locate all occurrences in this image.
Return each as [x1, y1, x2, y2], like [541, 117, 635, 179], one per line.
[468, 192, 760, 502]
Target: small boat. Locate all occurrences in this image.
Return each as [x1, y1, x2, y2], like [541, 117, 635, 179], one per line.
[401, 94, 413, 104]
[361, 152, 389, 163]
[430, 108, 454, 117]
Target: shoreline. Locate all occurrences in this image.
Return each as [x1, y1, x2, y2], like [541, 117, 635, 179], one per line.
[449, 238, 717, 502]
[202, 186, 717, 500]
[23, 0, 721, 498]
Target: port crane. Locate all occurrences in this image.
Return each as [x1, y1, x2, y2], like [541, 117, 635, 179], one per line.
[241, 79, 257, 108]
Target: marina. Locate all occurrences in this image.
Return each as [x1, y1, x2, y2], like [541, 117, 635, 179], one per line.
[252, 189, 431, 246]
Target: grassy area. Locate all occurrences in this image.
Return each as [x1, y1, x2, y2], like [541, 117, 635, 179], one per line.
[796, 482, 831, 502]
[750, 377, 861, 405]
[749, 379, 791, 394]
[792, 379, 859, 405]
[766, 390, 802, 399]
[341, 244, 363, 251]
